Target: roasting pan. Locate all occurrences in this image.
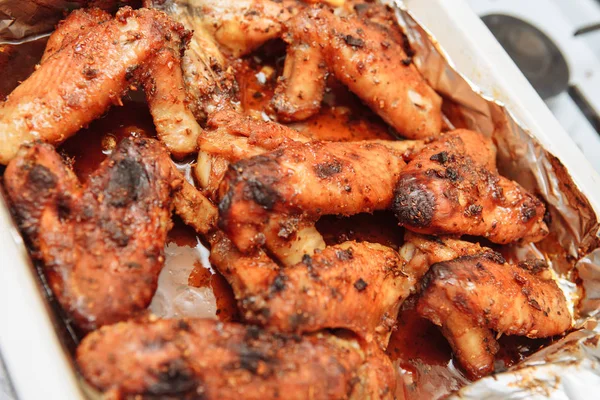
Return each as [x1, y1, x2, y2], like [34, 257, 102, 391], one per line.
[1, 0, 600, 399]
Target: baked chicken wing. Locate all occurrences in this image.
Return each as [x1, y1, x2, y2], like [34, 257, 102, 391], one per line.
[272, 6, 442, 139]
[218, 140, 407, 264]
[393, 129, 549, 243]
[4, 138, 216, 331]
[209, 232, 411, 347]
[77, 318, 396, 399]
[417, 254, 571, 378]
[0, 7, 202, 163]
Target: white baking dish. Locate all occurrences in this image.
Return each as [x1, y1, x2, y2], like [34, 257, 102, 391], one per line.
[0, 0, 599, 399]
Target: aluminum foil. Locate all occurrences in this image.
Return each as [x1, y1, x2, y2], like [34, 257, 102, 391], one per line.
[2, 0, 600, 399]
[389, 0, 600, 398]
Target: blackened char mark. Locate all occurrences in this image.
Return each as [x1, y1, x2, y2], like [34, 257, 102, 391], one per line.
[314, 159, 342, 179]
[145, 360, 198, 397]
[393, 175, 435, 228]
[27, 164, 57, 190]
[105, 158, 148, 208]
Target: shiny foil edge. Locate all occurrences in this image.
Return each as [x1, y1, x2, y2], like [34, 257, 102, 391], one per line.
[389, 0, 600, 398]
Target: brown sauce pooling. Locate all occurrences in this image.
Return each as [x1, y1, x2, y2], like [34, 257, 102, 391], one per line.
[317, 211, 404, 250]
[236, 42, 395, 141]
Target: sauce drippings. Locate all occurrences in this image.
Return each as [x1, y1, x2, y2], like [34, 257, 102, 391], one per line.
[236, 42, 395, 141]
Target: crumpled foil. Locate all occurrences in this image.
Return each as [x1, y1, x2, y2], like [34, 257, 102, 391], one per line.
[389, 0, 600, 398]
[2, 0, 600, 399]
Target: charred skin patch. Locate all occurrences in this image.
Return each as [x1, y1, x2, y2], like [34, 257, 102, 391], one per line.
[146, 360, 198, 396]
[314, 159, 342, 179]
[393, 176, 435, 228]
[237, 346, 274, 376]
[106, 158, 148, 208]
[243, 178, 280, 210]
[27, 164, 57, 190]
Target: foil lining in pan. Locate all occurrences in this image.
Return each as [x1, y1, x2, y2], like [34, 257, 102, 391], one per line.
[1, 0, 600, 399]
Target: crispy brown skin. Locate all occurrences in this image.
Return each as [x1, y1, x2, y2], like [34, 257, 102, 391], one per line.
[77, 318, 396, 399]
[210, 233, 411, 347]
[218, 140, 406, 255]
[0, 7, 199, 163]
[417, 254, 571, 379]
[272, 6, 442, 139]
[3, 138, 214, 331]
[41, 8, 112, 63]
[393, 129, 548, 243]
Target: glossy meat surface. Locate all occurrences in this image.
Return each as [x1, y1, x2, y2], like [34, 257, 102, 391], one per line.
[218, 140, 406, 258]
[0, 7, 200, 163]
[393, 129, 549, 243]
[77, 318, 396, 399]
[3, 138, 212, 330]
[417, 254, 571, 378]
[272, 6, 442, 139]
[210, 233, 411, 347]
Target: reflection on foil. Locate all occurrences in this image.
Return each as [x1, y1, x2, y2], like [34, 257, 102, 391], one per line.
[149, 240, 217, 320]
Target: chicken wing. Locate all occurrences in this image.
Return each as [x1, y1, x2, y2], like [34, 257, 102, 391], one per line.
[3, 138, 216, 331]
[196, 110, 422, 201]
[417, 254, 571, 378]
[145, 0, 238, 119]
[0, 7, 202, 163]
[218, 140, 406, 264]
[393, 129, 549, 243]
[76, 318, 396, 399]
[209, 232, 410, 347]
[272, 6, 442, 139]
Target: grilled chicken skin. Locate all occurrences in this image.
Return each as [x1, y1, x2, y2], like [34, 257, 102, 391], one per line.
[393, 129, 548, 243]
[196, 110, 423, 201]
[209, 232, 411, 347]
[417, 254, 571, 379]
[218, 140, 407, 264]
[3, 138, 215, 331]
[272, 6, 442, 139]
[0, 7, 202, 163]
[77, 318, 396, 400]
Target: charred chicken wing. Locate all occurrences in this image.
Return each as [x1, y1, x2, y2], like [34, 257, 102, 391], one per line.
[4, 138, 215, 330]
[218, 140, 407, 264]
[417, 254, 571, 378]
[77, 318, 396, 399]
[393, 129, 549, 243]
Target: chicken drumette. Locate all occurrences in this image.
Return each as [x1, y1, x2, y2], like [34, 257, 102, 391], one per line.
[77, 318, 396, 399]
[4, 138, 216, 331]
[393, 129, 548, 243]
